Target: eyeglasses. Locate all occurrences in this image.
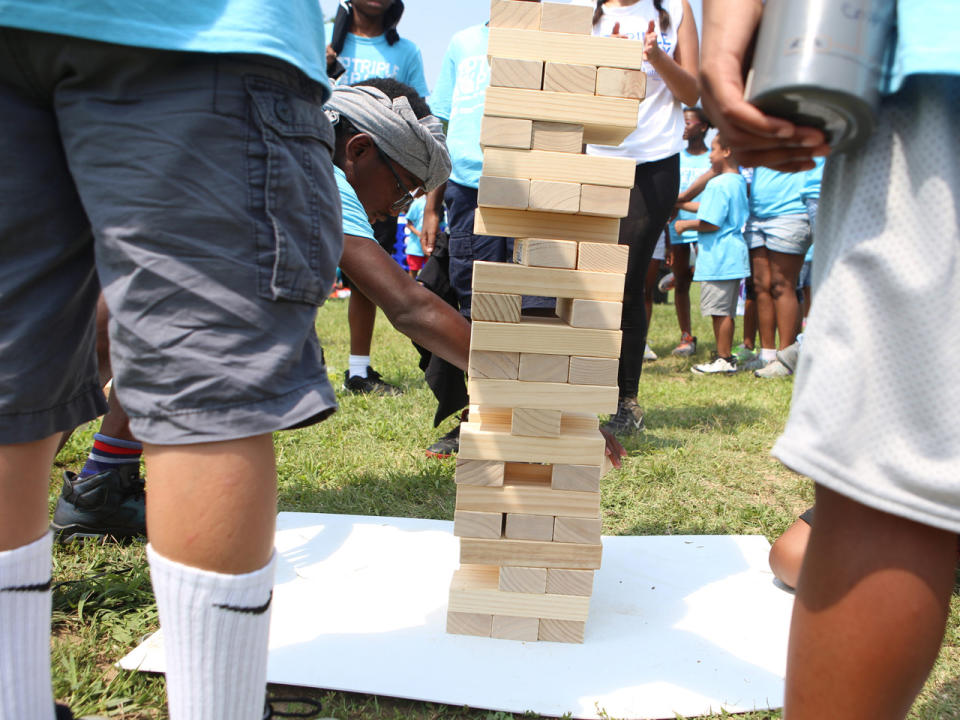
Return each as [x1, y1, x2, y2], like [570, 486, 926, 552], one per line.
[376, 146, 424, 214]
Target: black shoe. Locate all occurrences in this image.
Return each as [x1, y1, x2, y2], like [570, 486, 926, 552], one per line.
[343, 367, 402, 396]
[425, 423, 461, 458]
[264, 696, 329, 719]
[51, 463, 146, 543]
[601, 398, 645, 436]
[55, 703, 107, 719]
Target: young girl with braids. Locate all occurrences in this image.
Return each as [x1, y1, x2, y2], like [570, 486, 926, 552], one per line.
[588, 0, 700, 434]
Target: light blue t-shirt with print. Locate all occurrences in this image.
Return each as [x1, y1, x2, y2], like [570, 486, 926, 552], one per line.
[749, 167, 807, 219]
[800, 157, 825, 202]
[885, 1, 960, 94]
[403, 196, 425, 257]
[2, 1, 331, 90]
[694, 172, 750, 282]
[325, 23, 428, 97]
[429, 24, 490, 189]
[334, 167, 375, 241]
[669, 148, 714, 245]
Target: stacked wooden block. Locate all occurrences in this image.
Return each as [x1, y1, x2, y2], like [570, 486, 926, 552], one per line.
[445, 0, 645, 644]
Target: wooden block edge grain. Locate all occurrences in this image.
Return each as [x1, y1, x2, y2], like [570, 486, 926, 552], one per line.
[539, 618, 585, 643]
[499, 565, 548, 594]
[492, 614, 540, 641]
[446, 610, 493, 637]
[455, 457, 506, 486]
[546, 568, 595, 597]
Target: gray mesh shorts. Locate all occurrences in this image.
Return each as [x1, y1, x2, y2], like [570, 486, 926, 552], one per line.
[0, 29, 343, 445]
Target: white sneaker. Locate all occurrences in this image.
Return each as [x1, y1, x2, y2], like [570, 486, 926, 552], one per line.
[643, 343, 658, 361]
[742, 356, 771, 372]
[754, 358, 793, 378]
[691, 356, 738, 375]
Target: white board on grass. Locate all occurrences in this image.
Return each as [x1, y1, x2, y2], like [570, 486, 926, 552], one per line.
[120, 512, 794, 719]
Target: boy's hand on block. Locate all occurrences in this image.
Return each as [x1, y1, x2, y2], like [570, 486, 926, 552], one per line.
[600, 427, 627, 469]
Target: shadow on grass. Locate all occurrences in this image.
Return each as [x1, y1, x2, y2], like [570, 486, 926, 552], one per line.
[913, 673, 960, 719]
[646, 401, 762, 434]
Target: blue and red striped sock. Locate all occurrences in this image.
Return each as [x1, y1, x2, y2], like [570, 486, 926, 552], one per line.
[78, 433, 143, 479]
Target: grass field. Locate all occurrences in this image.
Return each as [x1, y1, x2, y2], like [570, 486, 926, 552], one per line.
[49, 295, 960, 719]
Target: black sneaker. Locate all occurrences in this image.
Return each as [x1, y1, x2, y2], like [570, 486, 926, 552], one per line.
[602, 397, 645, 435]
[51, 463, 146, 543]
[425, 423, 461, 458]
[55, 703, 108, 719]
[343, 367, 402, 396]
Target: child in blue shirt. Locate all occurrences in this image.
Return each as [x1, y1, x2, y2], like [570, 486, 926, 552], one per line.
[674, 135, 750, 374]
[403, 195, 427, 277]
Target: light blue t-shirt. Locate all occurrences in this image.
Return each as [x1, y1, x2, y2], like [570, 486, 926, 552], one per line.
[326, 25, 428, 97]
[669, 148, 714, 245]
[885, 1, 960, 94]
[800, 158, 826, 202]
[749, 167, 807, 219]
[2, 1, 331, 91]
[429, 24, 490, 189]
[694, 172, 750, 282]
[403, 196, 425, 257]
[334, 167, 375, 241]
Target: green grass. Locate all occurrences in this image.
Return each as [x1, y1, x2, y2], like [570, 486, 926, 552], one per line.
[49, 295, 960, 719]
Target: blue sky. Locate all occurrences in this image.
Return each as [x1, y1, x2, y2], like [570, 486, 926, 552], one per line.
[318, 0, 704, 93]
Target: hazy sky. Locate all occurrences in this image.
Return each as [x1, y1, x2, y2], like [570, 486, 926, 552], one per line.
[318, 0, 704, 93]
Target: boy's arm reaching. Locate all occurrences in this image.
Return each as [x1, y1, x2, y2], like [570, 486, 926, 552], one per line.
[674, 218, 719, 235]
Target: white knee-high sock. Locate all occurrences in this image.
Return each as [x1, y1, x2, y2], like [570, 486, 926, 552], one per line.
[147, 545, 275, 720]
[0, 532, 55, 720]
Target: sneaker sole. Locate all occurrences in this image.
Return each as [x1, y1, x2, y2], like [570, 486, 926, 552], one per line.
[51, 523, 144, 544]
[424, 449, 456, 459]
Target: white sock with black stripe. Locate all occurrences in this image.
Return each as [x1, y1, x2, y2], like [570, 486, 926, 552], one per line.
[147, 545, 275, 720]
[0, 531, 55, 720]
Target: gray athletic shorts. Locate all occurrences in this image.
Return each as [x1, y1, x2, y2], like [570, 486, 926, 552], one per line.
[744, 213, 811, 255]
[699, 279, 740, 317]
[773, 75, 960, 533]
[0, 30, 343, 445]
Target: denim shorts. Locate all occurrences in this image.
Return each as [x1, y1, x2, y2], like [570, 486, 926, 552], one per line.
[744, 213, 811, 255]
[0, 30, 342, 444]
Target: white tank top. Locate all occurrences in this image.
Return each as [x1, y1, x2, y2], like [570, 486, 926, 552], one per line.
[586, 0, 686, 164]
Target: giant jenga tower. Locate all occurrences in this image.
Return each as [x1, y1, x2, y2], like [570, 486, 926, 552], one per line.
[445, 1, 645, 644]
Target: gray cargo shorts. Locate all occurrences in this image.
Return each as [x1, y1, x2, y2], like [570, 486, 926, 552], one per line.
[0, 29, 343, 445]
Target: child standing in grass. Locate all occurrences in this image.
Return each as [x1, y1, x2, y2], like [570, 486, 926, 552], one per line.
[403, 195, 427, 278]
[673, 134, 749, 374]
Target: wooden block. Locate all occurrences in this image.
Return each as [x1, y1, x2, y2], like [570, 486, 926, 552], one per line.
[454, 510, 503, 539]
[483, 85, 639, 147]
[568, 355, 619, 386]
[489, 57, 544, 90]
[468, 349, 519, 380]
[554, 516, 602, 544]
[546, 568, 595, 596]
[480, 116, 533, 149]
[505, 512, 555, 541]
[596, 66, 647, 99]
[531, 121, 584, 153]
[518, 352, 569, 383]
[577, 242, 630, 273]
[477, 175, 529, 210]
[446, 610, 492, 637]
[469, 377, 618, 414]
[557, 297, 623, 330]
[482, 147, 635, 188]
[456, 476, 600, 518]
[492, 615, 540, 641]
[471, 407, 598, 434]
[543, 63, 597, 95]
[475, 207, 620, 245]
[552, 463, 602, 492]
[472, 261, 625, 301]
[511, 408, 562, 438]
[489, 0, 541, 30]
[459, 537, 602, 570]
[499, 566, 547, 594]
[513, 238, 577, 269]
[579, 184, 631, 217]
[459, 422, 606, 466]
[539, 618, 585, 643]
[539, 1, 595, 34]
[488, 26, 645, 68]
[471, 292, 521, 323]
[528, 180, 581, 214]
[455, 458, 506, 486]
[449, 565, 592, 618]
[471, 317, 622, 360]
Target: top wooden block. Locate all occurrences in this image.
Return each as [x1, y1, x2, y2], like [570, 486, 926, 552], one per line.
[489, 0, 541, 30]
[488, 27, 645, 71]
[539, 2, 595, 35]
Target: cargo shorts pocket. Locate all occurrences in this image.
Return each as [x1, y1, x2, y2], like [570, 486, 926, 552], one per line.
[246, 76, 342, 305]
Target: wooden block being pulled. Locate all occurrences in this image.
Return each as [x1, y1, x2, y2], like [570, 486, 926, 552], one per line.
[596, 66, 647, 99]
[455, 457, 506, 486]
[539, 618, 585, 643]
[468, 349, 520, 380]
[446, 610, 493, 637]
[579, 184, 632, 217]
[543, 63, 597, 95]
[492, 615, 540, 641]
[554, 516, 602, 545]
[459, 421, 606, 466]
[482, 147, 635, 188]
[489, 27, 644, 69]
[478, 175, 529, 210]
[552, 463, 602, 492]
[531, 121, 584, 153]
[518, 352, 569, 383]
[469, 377, 618, 414]
[490, 57, 543, 90]
[528, 180, 581, 214]
[489, 0, 541, 30]
[449, 565, 592, 618]
[472, 261, 624, 301]
[557, 297, 623, 330]
[505, 512, 555, 541]
[577, 242, 630, 273]
[539, 1, 594, 34]
[472, 407, 597, 434]
[513, 238, 577, 269]
[475, 206, 620, 245]
[499, 566, 547, 594]
[456, 475, 600, 518]
[568, 355, 619, 386]
[511, 408, 562, 438]
[471, 292, 521, 323]
[546, 568, 595, 597]
[459, 537, 602, 570]
[471, 317, 622, 360]
[480, 116, 533, 149]
[454, 510, 503, 539]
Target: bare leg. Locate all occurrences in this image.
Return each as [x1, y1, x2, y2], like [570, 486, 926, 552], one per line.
[769, 516, 811, 589]
[786, 485, 956, 720]
[347, 288, 376, 358]
[768, 250, 806, 350]
[750, 248, 777, 350]
[712, 315, 734, 358]
[0, 436, 60, 550]
[672, 244, 693, 337]
[743, 297, 758, 350]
